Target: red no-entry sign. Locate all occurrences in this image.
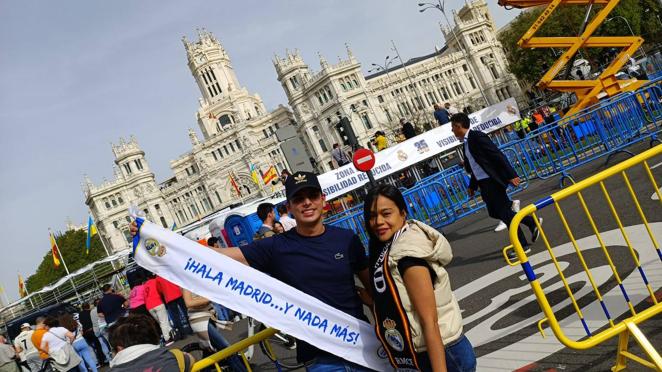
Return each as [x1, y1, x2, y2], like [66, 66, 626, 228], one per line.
[353, 148, 376, 172]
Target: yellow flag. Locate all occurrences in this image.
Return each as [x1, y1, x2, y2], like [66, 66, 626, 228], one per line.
[50, 232, 61, 267]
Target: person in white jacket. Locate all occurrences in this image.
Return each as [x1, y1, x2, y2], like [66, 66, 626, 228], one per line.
[363, 184, 476, 372]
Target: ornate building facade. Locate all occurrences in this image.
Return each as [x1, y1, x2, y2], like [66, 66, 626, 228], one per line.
[274, 0, 523, 172]
[83, 1, 521, 252]
[84, 30, 293, 253]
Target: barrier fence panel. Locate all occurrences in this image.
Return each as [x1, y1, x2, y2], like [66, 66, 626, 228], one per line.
[504, 144, 662, 371]
[501, 77, 662, 187]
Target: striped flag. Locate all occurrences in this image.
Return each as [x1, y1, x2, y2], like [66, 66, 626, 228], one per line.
[86, 215, 98, 254]
[50, 230, 61, 268]
[262, 166, 278, 185]
[229, 173, 242, 197]
[249, 163, 261, 185]
[18, 274, 27, 298]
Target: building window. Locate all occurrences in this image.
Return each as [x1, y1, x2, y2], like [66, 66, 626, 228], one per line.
[111, 199, 117, 207]
[215, 190, 222, 204]
[112, 221, 119, 229]
[218, 115, 232, 127]
[117, 194, 124, 204]
[224, 146, 229, 156]
[361, 113, 373, 130]
[104, 200, 111, 209]
[134, 159, 143, 170]
[123, 163, 132, 175]
[229, 142, 235, 152]
[377, 95, 384, 103]
[159, 217, 167, 228]
[212, 151, 218, 161]
[235, 139, 241, 149]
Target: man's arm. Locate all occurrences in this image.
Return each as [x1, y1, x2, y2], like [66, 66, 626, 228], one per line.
[356, 268, 373, 306]
[476, 133, 517, 180]
[130, 221, 249, 266]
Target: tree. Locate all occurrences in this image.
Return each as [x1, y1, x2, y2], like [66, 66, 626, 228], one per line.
[498, 0, 661, 86]
[26, 229, 109, 293]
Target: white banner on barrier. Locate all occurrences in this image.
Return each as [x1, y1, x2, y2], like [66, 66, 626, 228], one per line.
[133, 220, 390, 370]
[319, 98, 521, 200]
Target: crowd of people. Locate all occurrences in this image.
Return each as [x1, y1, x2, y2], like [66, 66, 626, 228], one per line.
[0, 107, 542, 372]
[126, 115, 531, 371]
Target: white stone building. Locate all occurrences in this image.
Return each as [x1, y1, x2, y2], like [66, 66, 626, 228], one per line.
[84, 30, 294, 253]
[83, 0, 522, 252]
[274, 0, 523, 171]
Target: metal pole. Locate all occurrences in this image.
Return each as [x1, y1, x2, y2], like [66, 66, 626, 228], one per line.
[50, 229, 82, 303]
[391, 40, 428, 115]
[367, 170, 376, 187]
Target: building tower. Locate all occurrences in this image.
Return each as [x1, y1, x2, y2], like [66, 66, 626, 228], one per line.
[183, 29, 268, 140]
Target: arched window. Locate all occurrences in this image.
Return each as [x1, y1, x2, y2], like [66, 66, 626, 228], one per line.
[218, 114, 232, 127]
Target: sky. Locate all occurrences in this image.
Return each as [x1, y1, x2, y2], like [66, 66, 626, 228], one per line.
[0, 1, 521, 302]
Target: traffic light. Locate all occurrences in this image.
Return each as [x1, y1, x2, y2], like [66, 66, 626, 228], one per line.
[335, 117, 359, 148]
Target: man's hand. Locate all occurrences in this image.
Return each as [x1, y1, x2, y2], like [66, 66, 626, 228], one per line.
[468, 188, 475, 197]
[510, 177, 521, 187]
[130, 221, 139, 237]
[356, 287, 373, 307]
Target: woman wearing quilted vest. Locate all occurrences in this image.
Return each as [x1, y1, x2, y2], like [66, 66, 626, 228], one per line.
[363, 184, 476, 372]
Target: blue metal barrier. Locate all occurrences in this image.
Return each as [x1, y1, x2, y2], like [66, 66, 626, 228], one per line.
[500, 78, 662, 187]
[328, 77, 662, 242]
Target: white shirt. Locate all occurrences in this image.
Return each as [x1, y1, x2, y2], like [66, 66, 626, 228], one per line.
[13, 330, 36, 361]
[41, 327, 70, 352]
[279, 215, 297, 231]
[464, 130, 490, 181]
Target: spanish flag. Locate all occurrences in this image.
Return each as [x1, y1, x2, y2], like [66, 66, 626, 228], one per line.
[50, 231, 61, 268]
[86, 215, 97, 254]
[229, 173, 241, 197]
[262, 166, 278, 185]
[18, 274, 26, 298]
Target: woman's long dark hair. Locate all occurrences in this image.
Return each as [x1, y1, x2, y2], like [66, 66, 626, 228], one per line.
[363, 184, 408, 256]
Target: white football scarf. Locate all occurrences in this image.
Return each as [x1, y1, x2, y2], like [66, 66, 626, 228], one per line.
[131, 218, 390, 370]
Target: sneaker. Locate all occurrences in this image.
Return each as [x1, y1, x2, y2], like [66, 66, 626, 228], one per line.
[511, 199, 521, 212]
[507, 251, 517, 261]
[531, 218, 543, 242]
[508, 247, 532, 261]
[494, 221, 507, 232]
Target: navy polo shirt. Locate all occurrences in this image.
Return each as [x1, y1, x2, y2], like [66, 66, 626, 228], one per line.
[240, 225, 368, 363]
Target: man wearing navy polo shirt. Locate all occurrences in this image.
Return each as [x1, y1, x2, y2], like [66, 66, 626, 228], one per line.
[213, 172, 373, 371]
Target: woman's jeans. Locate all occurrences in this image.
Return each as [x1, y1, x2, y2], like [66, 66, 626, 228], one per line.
[417, 334, 477, 372]
[73, 338, 98, 372]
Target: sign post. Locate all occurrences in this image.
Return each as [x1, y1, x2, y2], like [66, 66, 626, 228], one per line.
[352, 148, 377, 187]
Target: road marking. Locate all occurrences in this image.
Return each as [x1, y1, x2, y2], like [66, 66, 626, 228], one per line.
[453, 223, 662, 371]
[652, 188, 661, 200]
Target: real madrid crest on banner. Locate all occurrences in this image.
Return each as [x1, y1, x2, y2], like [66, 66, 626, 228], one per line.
[383, 318, 404, 352]
[144, 238, 167, 257]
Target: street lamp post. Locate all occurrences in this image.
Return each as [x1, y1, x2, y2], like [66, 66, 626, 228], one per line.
[605, 16, 646, 58]
[369, 56, 405, 128]
[419, 0, 490, 106]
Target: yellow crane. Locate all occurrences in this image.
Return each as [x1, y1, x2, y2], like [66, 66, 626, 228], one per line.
[498, 0, 648, 117]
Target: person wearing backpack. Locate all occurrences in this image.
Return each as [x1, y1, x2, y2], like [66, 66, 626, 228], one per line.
[40, 317, 82, 372]
[253, 203, 275, 241]
[108, 314, 194, 372]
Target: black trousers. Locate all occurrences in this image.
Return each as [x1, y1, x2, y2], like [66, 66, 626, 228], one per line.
[166, 297, 193, 336]
[477, 178, 536, 246]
